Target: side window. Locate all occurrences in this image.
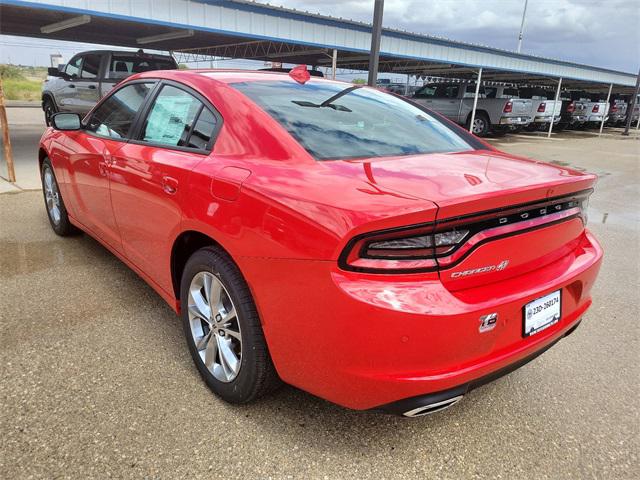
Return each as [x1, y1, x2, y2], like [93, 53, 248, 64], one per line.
[445, 86, 460, 98]
[463, 85, 485, 98]
[80, 54, 101, 79]
[140, 85, 216, 150]
[86, 82, 155, 139]
[65, 56, 82, 78]
[186, 108, 217, 149]
[414, 85, 437, 98]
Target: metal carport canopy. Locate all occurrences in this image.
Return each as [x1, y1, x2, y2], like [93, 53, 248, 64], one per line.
[0, 0, 637, 92]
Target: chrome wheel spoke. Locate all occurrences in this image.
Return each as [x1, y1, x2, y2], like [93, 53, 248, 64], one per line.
[223, 328, 241, 341]
[220, 305, 236, 323]
[217, 335, 240, 379]
[209, 278, 223, 312]
[195, 331, 212, 351]
[204, 334, 218, 369]
[189, 286, 211, 322]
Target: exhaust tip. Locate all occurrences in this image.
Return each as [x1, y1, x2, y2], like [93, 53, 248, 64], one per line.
[402, 395, 464, 417]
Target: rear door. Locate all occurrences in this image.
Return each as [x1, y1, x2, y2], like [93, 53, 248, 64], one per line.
[109, 81, 221, 293]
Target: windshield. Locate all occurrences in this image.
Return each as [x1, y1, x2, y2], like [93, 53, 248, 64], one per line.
[232, 81, 474, 161]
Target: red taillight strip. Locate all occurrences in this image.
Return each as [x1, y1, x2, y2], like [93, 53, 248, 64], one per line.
[436, 207, 582, 268]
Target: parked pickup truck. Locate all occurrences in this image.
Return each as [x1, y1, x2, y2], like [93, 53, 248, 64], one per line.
[42, 49, 178, 125]
[411, 83, 532, 136]
[556, 93, 589, 130]
[516, 87, 562, 131]
[565, 91, 609, 128]
[607, 96, 628, 126]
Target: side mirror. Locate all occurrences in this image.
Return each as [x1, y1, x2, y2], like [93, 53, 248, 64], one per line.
[47, 67, 63, 77]
[51, 113, 82, 131]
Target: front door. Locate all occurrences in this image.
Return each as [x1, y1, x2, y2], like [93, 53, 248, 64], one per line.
[109, 82, 220, 293]
[75, 53, 103, 114]
[64, 81, 157, 251]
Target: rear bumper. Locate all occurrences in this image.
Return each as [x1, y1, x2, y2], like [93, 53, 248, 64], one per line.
[499, 116, 532, 125]
[377, 320, 582, 416]
[534, 115, 561, 124]
[238, 230, 603, 411]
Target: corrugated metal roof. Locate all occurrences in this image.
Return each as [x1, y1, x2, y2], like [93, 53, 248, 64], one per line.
[1, 0, 636, 88]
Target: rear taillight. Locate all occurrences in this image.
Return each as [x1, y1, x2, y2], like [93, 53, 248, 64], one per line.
[567, 102, 575, 113]
[339, 192, 592, 273]
[611, 105, 618, 113]
[367, 229, 469, 259]
[592, 104, 599, 113]
[537, 102, 546, 112]
[503, 101, 513, 113]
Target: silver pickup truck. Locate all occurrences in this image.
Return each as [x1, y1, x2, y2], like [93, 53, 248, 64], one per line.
[516, 87, 562, 131]
[42, 49, 177, 125]
[567, 91, 609, 128]
[607, 97, 628, 126]
[411, 83, 532, 136]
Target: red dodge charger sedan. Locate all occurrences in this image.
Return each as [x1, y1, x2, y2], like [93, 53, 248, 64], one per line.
[39, 68, 602, 417]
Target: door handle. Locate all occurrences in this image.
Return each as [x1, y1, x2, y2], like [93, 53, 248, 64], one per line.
[88, 85, 96, 90]
[162, 176, 178, 195]
[68, 84, 75, 88]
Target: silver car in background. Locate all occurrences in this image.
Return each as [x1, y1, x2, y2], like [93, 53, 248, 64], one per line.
[42, 49, 177, 125]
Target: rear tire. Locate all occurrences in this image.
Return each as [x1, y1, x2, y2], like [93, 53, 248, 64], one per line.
[467, 112, 490, 137]
[41, 158, 79, 236]
[180, 247, 281, 404]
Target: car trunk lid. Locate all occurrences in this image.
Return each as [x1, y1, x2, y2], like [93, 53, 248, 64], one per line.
[341, 149, 595, 288]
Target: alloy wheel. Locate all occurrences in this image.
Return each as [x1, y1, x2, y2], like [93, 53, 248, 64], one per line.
[187, 271, 242, 382]
[472, 118, 486, 134]
[43, 166, 62, 225]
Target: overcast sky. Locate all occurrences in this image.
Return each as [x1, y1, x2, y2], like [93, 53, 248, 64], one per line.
[1, 0, 638, 73]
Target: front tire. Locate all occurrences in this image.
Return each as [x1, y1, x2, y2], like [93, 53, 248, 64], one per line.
[41, 158, 78, 236]
[43, 97, 57, 127]
[180, 247, 280, 404]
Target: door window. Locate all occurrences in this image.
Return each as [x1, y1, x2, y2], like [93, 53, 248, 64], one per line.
[442, 85, 459, 98]
[139, 85, 216, 150]
[86, 82, 155, 139]
[414, 85, 437, 98]
[80, 54, 101, 79]
[65, 56, 82, 78]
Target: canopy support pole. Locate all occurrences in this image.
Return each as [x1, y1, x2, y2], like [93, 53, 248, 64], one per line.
[331, 49, 337, 80]
[547, 77, 563, 138]
[468, 67, 483, 134]
[623, 67, 640, 136]
[599, 83, 613, 136]
[367, 0, 384, 86]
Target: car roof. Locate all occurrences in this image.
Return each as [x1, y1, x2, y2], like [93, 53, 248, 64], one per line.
[70, 49, 174, 58]
[131, 68, 350, 86]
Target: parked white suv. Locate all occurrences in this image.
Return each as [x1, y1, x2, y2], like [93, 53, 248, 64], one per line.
[42, 49, 177, 125]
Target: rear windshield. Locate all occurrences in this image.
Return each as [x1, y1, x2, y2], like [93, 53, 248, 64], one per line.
[232, 81, 473, 161]
[109, 55, 176, 79]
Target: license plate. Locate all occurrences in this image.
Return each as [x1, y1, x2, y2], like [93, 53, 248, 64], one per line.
[523, 290, 561, 337]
